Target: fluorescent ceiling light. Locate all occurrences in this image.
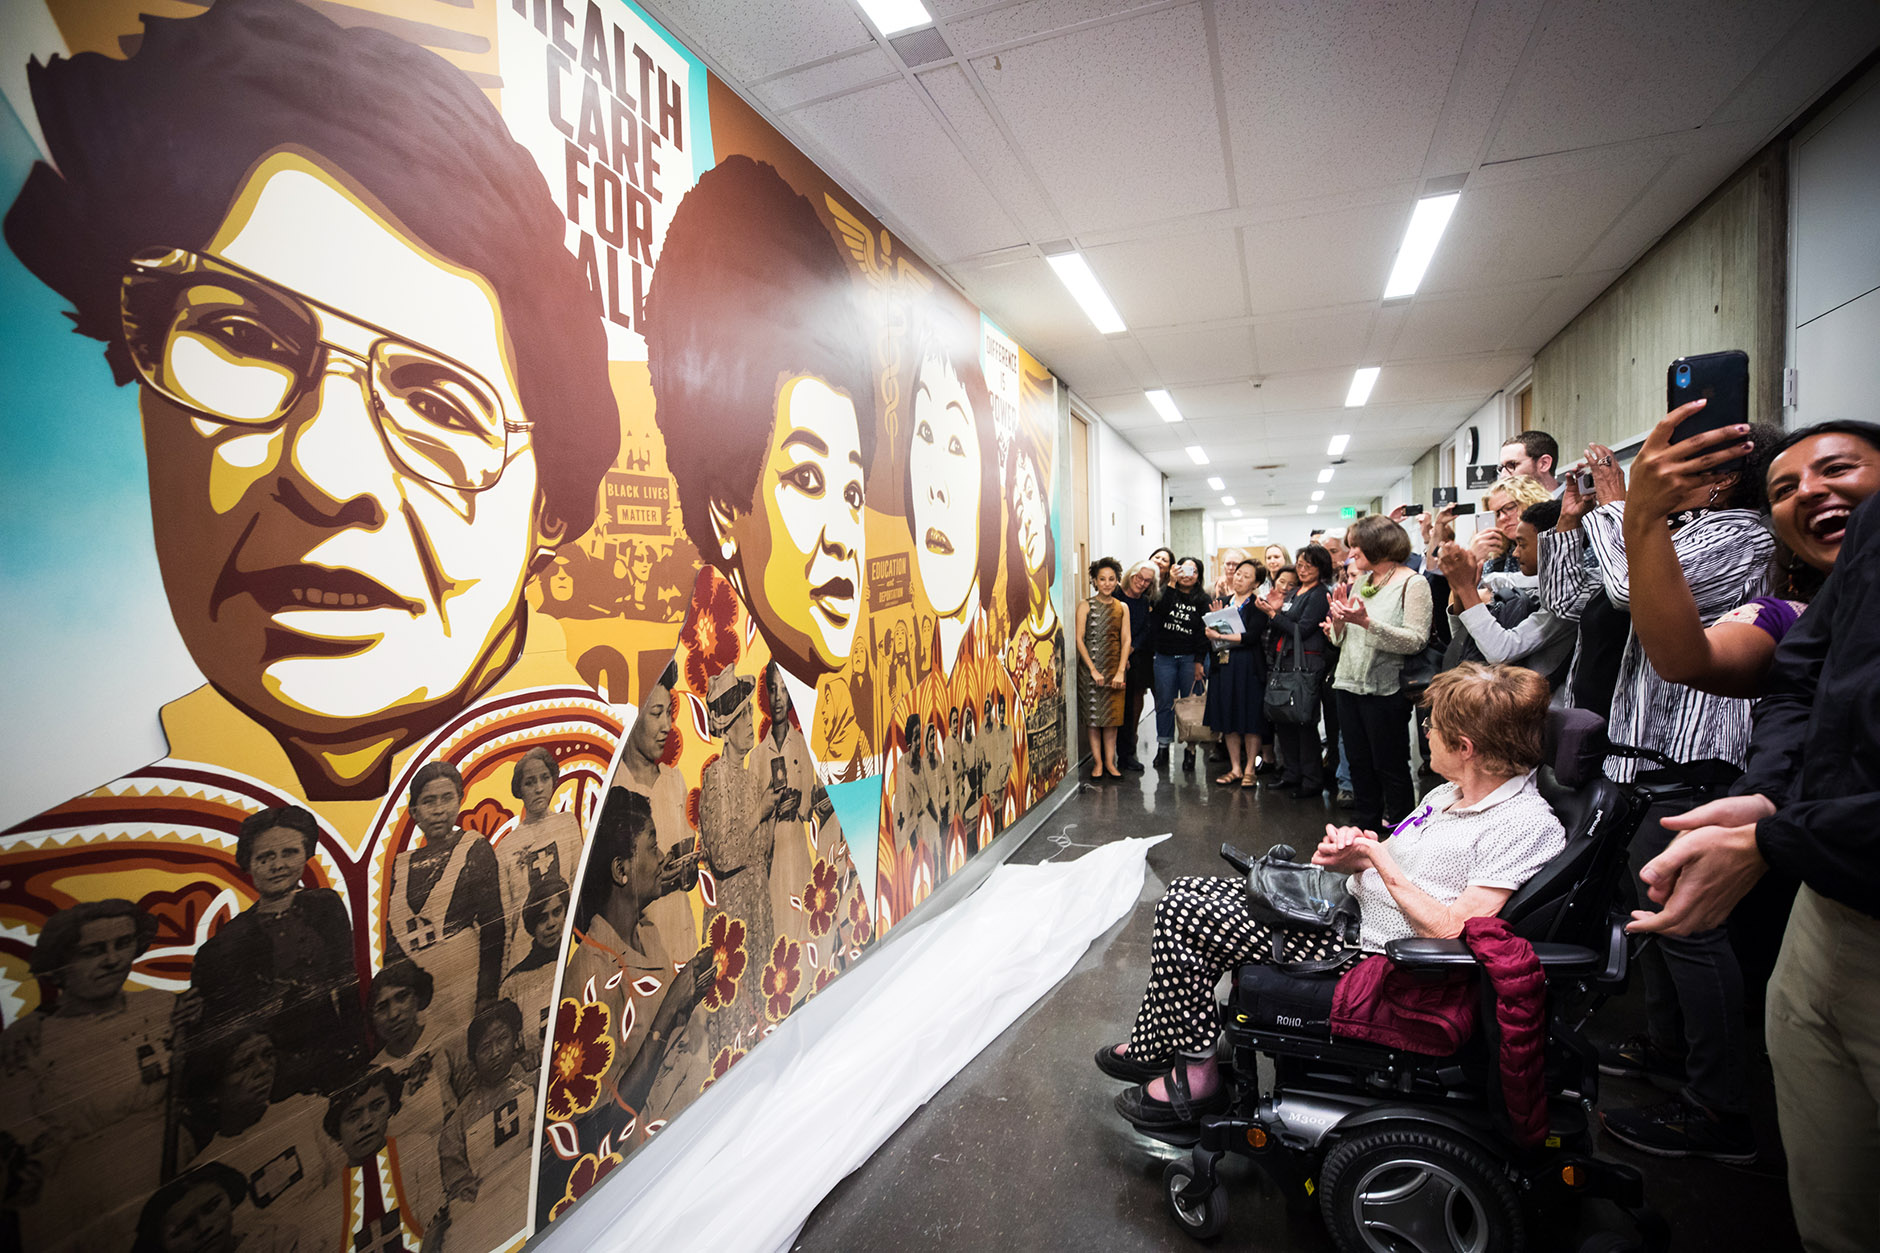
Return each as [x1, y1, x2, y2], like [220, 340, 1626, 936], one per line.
[1186, 446, 1210, 466]
[1046, 251, 1126, 335]
[1383, 192, 1460, 299]
[1317, 467, 1335, 483]
[1206, 476, 1224, 491]
[1221, 496, 1236, 506]
[1311, 490, 1325, 501]
[858, 0, 933, 37]
[1345, 367, 1380, 408]
[1327, 433, 1350, 456]
[1307, 505, 1319, 515]
[1145, 389, 1183, 423]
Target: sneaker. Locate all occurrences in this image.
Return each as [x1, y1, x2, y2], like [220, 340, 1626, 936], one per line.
[1152, 746, 1170, 768]
[1598, 1035, 1688, 1087]
[1599, 1098, 1756, 1164]
[1335, 789, 1355, 808]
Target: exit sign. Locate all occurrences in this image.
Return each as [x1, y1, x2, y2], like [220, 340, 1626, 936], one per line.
[1339, 506, 1356, 520]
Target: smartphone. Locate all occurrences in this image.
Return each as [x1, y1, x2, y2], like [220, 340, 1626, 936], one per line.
[1432, 487, 1458, 508]
[1400, 503, 1424, 517]
[1668, 350, 1749, 474]
[1451, 502, 1477, 516]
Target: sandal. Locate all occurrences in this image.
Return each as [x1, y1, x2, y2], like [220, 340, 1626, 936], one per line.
[1239, 773, 1257, 788]
[1094, 1044, 1167, 1084]
[1113, 1062, 1229, 1133]
[1214, 770, 1242, 785]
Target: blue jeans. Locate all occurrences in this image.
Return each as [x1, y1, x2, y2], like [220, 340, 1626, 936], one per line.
[1152, 653, 1203, 744]
[1336, 734, 1353, 790]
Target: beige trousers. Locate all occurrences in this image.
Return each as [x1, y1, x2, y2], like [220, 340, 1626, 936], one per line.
[1766, 885, 1880, 1253]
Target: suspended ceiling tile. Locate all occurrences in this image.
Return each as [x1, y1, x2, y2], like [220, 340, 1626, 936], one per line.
[1484, 0, 1794, 163]
[1089, 230, 1249, 328]
[1247, 369, 1347, 413]
[1137, 325, 1258, 388]
[1389, 286, 1553, 360]
[919, 64, 1064, 240]
[1418, 149, 1665, 292]
[757, 46, 898, 111]
[1708, 0, 1880, 127]
[940, 0, 1135, 53]
[1215, 0, 1476, 206]
[1368, 354, 1533, 406]
[969, 5, 1231, 235]
[793, 80, 1026, 261]
[1418, 0, 1546, 177]
[951, 254, 1089, 339]
[1243, 202, 1405, 316]
[653, 0, 874, 82]
[1038, 336, 1142, 397]
[1095, 393, 1169, 430]
[1254, 308, 1374, 375]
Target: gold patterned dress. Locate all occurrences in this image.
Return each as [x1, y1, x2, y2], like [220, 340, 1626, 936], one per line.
[1078, 595, 1125, 728]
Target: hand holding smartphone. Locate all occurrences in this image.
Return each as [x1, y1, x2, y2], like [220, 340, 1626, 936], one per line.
[1668, 350, 1750, 474]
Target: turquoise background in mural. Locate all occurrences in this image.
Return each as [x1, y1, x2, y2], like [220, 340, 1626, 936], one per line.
[0, 95, 201, 827]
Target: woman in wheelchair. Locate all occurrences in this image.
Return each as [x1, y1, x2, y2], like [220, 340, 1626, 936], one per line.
[1098, 663, 1567, 1135]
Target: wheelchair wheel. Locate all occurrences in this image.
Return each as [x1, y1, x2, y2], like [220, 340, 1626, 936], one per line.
[1319, 1128, 1523, 1253]
[1162, 1158, 1228, 1240]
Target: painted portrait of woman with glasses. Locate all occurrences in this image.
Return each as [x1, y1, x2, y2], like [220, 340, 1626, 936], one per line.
[4, 0, 620, 805]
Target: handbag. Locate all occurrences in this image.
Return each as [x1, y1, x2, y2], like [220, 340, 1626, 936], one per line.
[1263, 616, 1321, 726]
[1173, 688, 1216, 744]
[1244, 843, 1361, 956]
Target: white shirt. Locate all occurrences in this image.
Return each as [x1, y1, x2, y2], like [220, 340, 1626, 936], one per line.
[1352, 771, 1565, 951]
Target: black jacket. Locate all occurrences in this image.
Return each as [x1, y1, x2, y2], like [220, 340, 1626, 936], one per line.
[1735, 492, 1880, 920]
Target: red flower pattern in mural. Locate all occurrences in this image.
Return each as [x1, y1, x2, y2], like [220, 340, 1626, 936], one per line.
[549, 1149, 623, 1221]
[681, 570, 743, 696]
[700, 1044, 747, 1094]
[847, 890, 873, 947]
[762, 934, 802, 1022]
[802, 860, 840, 936]
[545, 998, 616, 1121]
[812, 965, 838, 996]
[704, 913, 747, 1010]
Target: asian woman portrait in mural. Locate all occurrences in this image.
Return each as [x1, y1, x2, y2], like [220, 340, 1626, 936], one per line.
[187, 805, 365, 1099]
[0, 900, 176, 1251]
[644, 154, 876, 750]
[901, 309, 1001, 677]
[3, 0, 620, 805]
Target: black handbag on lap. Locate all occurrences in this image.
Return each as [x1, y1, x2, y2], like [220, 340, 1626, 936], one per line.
[1244, 844, 1361, 951]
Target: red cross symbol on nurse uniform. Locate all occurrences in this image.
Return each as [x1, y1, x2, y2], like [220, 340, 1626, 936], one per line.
[403, 915, 439, 951]
[492, 1097, 522, 1148]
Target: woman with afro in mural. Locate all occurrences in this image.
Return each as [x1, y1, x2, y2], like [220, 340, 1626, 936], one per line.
[644, 153, 876, 779]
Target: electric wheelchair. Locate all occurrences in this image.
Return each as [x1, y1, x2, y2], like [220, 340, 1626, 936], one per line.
[1148, 710, 1711, 1253]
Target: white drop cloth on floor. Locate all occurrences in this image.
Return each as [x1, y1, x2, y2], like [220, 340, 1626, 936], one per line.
[535, 834, 1165, 1253]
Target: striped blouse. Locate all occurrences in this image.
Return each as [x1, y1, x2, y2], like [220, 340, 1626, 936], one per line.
[1537, 504, 1773, 781]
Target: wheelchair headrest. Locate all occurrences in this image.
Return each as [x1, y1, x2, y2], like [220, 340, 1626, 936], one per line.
[1543, 708, 1609, 790]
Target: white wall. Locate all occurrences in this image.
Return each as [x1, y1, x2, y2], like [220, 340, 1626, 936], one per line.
[1789, 63, 1880, 428]
[1089, 408, 1167, 564]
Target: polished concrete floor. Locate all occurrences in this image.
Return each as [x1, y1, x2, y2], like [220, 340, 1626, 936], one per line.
[793, 724, 1800, 1252]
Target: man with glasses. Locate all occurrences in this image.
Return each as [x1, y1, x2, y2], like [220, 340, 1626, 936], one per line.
[1500, 430, 1562, 494]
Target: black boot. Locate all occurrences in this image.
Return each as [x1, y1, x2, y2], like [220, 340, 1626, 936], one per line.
[1182, 746, 1196, 772]
[1152, 745, 1170, 768]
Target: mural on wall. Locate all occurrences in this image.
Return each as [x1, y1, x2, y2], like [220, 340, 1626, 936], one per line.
[0, 1, 1065, 1250]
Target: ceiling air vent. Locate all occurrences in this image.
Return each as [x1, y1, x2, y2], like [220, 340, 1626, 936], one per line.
[891, 28, 952, 67]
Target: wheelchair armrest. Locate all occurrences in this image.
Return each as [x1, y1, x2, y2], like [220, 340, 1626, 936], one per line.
[1384, 938, 1474, 970]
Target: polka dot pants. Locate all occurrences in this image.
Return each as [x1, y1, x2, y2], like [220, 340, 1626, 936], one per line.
[1126, 875, 1352, 1062]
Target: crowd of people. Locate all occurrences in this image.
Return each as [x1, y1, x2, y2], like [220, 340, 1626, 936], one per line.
[1087, 414, 1880, 1253]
